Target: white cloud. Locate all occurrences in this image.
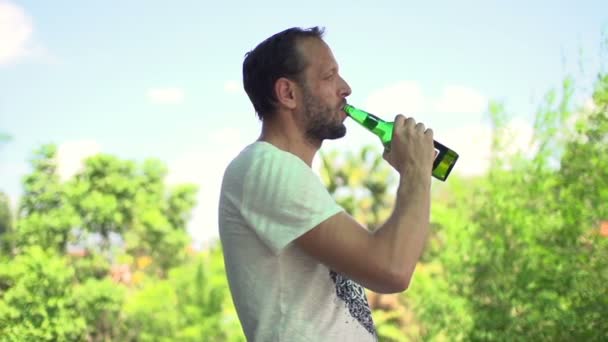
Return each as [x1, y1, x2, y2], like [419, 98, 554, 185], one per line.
[147, 87, 185, 104]
[0, 1, 33, 65]
[364, 81, 426, 117]
[500, 117, 536, 157]
[440, 118, 536, 177]
[223, 80, 241, 94]
[440, 124, 493, 177]
[433, 85, 487, 115]
[56, 140, 102, 181]
[362, 81, 487, 120]
[582, 97, 596, 112]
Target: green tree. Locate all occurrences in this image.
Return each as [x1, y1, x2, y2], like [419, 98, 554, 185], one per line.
[67, 155, 198, 276]
[408, 74, 608, 341]
[122, 246, 245, 341]
[319, 145, 396, 230]
[0, 192, 12, 252]
[15, 145, 80, 252]
[0, 193, 10, 235]
[72, 278, 127, 341]
[0, 246, 87, 340]
[2, 143, 209, 340]
[67, 154, 139, 252]
[125, 159, 198, 275]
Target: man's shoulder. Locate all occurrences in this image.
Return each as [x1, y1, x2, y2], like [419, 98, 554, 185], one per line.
[224, 141, 307, 179]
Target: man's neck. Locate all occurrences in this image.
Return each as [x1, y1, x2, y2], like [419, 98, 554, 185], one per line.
[258, 119, 320, 167]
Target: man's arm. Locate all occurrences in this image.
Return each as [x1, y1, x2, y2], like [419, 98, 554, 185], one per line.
[295, 174, 430, 294]
[294, 115, 434, 294]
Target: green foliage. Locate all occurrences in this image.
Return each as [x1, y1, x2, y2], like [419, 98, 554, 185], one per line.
[0, 192, 11, 237]
[0, 192, 13, 253]
[320, 145, 396, 230]
[122, 246, 244, 342]
[0, 246, 86, 341]
[68, 154, 139, 243]
[126, 181, 198, 274]
[69, 251, 112, 282]
[72, 278, 127, 341]
[407, 74, 608, 341]
[373, 309, 409, 342]
[61, 152, 196, 275]
[16, 145, 81, 252]
[0, 141, 249, 340]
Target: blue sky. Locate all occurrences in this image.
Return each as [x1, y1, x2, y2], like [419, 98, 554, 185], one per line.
[1, 0, 607, 246]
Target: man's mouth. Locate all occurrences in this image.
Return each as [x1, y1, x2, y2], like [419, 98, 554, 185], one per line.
[339, 102, 348, 118]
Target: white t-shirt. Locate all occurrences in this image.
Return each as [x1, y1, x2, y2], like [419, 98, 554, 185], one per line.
[218, 141, 377, 342]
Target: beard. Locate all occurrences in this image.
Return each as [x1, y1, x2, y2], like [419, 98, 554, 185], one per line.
[300, 87, 346, 143]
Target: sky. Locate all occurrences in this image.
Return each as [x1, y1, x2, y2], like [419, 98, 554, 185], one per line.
[1, 0, 607, 247]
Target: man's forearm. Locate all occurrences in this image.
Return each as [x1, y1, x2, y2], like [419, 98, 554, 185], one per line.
[373, 172, 431, 289]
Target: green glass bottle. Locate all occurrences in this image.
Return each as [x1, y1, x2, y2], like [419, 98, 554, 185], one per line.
[343, 104, 459, 181]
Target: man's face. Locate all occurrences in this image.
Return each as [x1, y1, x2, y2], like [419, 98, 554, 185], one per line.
[295, 38, 352, 143]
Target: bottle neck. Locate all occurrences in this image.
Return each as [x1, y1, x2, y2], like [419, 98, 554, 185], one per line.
[344, 104, 393, 147]
[344, 104, 385, 128]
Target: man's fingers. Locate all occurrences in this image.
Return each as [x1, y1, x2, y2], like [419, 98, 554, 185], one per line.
[415, 122, 426, 133]
[394, 114, 406, 127]
[404, 117, 416, 129]
[425, 128, 433, 137]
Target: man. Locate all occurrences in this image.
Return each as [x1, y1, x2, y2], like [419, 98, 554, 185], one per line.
[218, 26, 435, 341]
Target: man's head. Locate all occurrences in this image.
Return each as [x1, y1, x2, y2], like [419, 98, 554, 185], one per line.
[243, 26, 352, 143]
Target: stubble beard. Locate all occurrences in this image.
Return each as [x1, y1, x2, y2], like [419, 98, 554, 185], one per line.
[301, 87, 346, 144]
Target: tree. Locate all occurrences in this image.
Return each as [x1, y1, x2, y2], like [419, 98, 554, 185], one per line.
[15, 145, 80, 252]
[67, 154, 139, 252]
[0, 192, 12, 250]
[121, 245, 244, 341]
[408, 74, 608, 341]
[0, 246, 87, 340]
[319, 145, 396, 231]
[71, 278, 127, 341]
[64, 154, 198, 276]
[1, 144, 212, 340]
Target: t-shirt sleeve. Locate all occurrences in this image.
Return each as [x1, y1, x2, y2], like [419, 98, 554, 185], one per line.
[240, 151, 343, 255]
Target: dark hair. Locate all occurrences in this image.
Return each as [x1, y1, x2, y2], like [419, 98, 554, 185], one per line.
[242, 26, 325, 120]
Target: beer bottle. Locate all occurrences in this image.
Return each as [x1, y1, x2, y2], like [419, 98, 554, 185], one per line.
[344, 104, 459, 181]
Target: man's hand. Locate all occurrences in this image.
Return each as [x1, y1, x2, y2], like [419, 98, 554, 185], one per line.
[383, 115, 435, 180]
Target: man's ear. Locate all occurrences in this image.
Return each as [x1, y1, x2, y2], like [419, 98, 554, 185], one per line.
[274, 77, 298, 110]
